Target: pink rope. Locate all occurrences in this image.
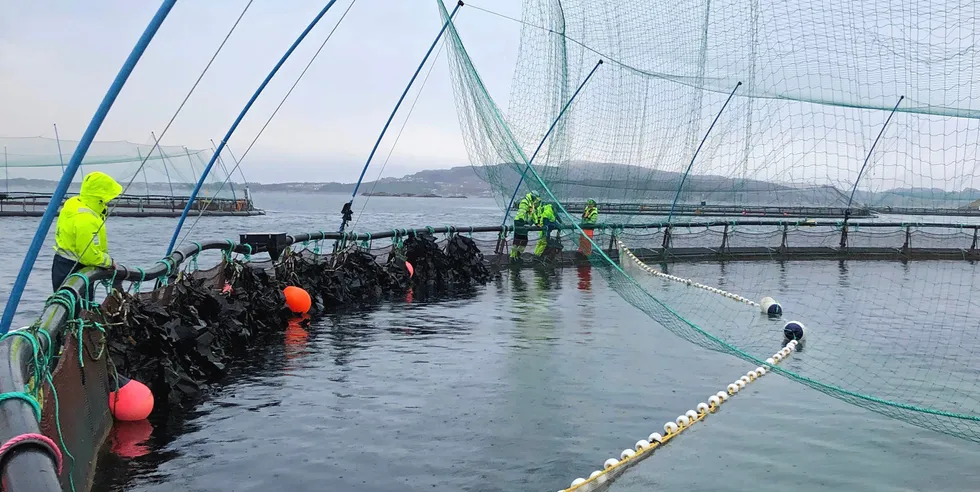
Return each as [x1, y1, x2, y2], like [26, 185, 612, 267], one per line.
[0, 433, 63, 474]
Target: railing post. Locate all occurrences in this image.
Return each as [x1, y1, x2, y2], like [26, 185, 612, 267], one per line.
[902, 225, 911, 252]
[971, 227, 978, 251]
[780, 223, 788, 250]
[720, 223, 729, 252]
[662, 225, 672, 249]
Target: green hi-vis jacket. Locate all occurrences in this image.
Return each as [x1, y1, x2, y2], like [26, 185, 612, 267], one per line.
[53, 172, 122, 268]
[581, 205, 598, 224]
[537, 203, 557, 226]
[515, 193, 539, 222]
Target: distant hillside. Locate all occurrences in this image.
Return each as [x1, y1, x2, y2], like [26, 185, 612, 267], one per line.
[4, 163, 977, 207]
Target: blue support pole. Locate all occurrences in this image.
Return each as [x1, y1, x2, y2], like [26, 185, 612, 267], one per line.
[338, 0, 464, 232]
[665, 81, 741, 225]
[500, 59, 604, 227]
[0, 0, 177, 335]
[166, 0, 340, 255]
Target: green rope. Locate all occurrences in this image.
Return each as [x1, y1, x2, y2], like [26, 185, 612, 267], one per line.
[241, 243, 252, 262]
[0, 393, 41, 421]
[45, 289, 77, 321]
[313, 231, 323, 255]
[129, 267, 146, 293]
[44, 370, 76, 492]
[64, 273, 95, 311]
[69, 320, 106, 369]
[155, 259, 174, 287]
[101, 270, 118, 297]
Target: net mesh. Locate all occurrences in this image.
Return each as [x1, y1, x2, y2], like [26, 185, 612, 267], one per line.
[0, 136, 234, 198]
[440, 0, 980, 443]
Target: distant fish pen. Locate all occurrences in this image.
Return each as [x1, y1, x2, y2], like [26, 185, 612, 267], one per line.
[0, 193, 263, 218]
[0, 217, 977, 491]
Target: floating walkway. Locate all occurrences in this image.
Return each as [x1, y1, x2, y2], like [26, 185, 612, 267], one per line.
[0, 192, 264, 217]
[550, 201, 980, 219]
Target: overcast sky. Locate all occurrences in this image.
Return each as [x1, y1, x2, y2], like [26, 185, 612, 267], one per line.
[0, 0, 523, 183]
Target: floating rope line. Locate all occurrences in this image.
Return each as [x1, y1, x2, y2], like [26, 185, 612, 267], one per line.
[616, 238, 763, 309]
[560, 339, 800, 492]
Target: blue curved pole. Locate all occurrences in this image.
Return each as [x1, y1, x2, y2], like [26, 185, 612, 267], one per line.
[0, 0, 177, 336]
[500, 59, 604, 226]
[339, 0, 464, 232]
[666, 81, 741, 225]
[166, 0, 340, 255]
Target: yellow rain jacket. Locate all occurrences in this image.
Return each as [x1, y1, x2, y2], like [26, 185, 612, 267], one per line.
[53, 172, 122, 268]
[515, 192, 539, 222]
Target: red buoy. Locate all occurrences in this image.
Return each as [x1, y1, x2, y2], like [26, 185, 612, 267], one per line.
[405, 261, 414, 278]
[283, 286, 311, 314]
[109, 379, 154, 421]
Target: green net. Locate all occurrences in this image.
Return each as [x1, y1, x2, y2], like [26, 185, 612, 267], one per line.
[0, 136, 235, 198]
[440, 0, 980, 444]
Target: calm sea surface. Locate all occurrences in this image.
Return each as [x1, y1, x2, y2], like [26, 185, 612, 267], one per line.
[1, 191, 978, 491]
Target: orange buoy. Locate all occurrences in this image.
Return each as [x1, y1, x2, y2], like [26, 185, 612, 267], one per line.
[405, 261, 414, 278]
[283, 286, 312, 314]
[109, 378, 154, 421]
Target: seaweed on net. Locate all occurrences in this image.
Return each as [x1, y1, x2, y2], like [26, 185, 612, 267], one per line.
[103, 234, 495, 409]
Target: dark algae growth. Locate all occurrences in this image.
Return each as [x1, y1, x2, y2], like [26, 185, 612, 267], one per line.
[103, 232, 493, 411]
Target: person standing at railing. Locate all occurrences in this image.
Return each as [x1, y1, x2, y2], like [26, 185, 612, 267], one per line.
[533, 201, 562, 258]
[578, 199, 599, 256]
[510, 190, 541, 261]
[52, 172, 122, 301]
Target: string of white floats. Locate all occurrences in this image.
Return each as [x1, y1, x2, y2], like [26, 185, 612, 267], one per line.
[615, 238, 790, 317]
[559, 339, 800, 492]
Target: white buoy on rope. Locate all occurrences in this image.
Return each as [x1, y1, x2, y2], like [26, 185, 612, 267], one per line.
[784, 320, 806, 341]
[760, 296, 783, 317]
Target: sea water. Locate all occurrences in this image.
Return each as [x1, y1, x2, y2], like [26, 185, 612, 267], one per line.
[1, 192, 978, 491]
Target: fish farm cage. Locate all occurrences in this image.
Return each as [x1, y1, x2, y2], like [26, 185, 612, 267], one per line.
[0, 192, 263, 218]
[0, 218, 977, 491]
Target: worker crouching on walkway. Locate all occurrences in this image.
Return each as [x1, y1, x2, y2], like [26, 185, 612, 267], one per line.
[52, 172, 123, 301]
[578, 199, 599, 256]
[510, 190, 541, 261]
[533, 201, 562, 257]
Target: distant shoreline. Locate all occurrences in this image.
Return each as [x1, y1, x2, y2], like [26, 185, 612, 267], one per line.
[362, 192, 467, 199]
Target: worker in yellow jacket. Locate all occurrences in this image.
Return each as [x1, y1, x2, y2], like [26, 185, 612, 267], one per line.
[52, 172, 122, 295]
[533, 201, 562, 257]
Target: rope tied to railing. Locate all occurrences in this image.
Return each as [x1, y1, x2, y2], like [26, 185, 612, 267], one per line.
[360, 233, 373, 250]
[129, 267, 147, 293]
[0, 321, 77, 489]
[101, 269, 118, 298]
[241, 243, 252, 262]
[64, 273, 97, 311]
[222, 239, 235, 263]
[314, 231, 324, 254]
[155, 258, 175, 287]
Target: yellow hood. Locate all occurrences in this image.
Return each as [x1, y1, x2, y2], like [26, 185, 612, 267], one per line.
[79, 172, 122, 203]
